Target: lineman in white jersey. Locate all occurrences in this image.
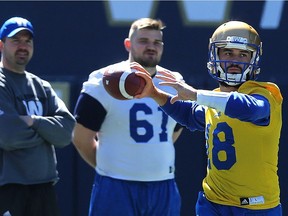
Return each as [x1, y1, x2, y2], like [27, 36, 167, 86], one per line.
[73, 18, 184, 216]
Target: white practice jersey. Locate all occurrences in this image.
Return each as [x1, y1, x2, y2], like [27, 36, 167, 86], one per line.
[82, 61, 183, 181]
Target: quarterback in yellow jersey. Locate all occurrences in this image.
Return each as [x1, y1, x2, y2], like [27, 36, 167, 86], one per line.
[134, 21, 283, 216]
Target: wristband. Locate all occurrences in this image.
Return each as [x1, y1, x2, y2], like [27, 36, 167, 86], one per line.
[196, 90, 230, 112]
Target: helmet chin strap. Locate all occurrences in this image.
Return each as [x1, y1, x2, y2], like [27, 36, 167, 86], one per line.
[217, 62, 250, 86]
[219, 72, 246, 86]
[219, 81, 242, 88]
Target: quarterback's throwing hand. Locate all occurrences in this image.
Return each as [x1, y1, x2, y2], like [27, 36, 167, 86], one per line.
[157, 70, 198, 103]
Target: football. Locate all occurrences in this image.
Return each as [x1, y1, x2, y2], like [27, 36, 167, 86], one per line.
[102, 68, 146, 100]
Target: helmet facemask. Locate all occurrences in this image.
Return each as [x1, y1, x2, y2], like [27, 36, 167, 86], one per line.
[207, 21, 262, 86]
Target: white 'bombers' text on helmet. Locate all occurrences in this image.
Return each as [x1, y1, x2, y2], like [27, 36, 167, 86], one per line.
[207, 21, 262, 86]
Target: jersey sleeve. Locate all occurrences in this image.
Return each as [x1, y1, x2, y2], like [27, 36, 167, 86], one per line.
[225, 93, 270, 125]
[74, 93, 107, 131]
[161, 97, 206, 131]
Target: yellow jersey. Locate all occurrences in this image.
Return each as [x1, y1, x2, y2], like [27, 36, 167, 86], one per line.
[203, 81, 283, 209]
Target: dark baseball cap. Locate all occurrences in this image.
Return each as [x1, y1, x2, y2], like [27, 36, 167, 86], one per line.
[0, 17, 34, 40]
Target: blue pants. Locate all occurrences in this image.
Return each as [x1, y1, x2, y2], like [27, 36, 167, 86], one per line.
[89, 173, 181, 216]
[196, 191, 282, 216]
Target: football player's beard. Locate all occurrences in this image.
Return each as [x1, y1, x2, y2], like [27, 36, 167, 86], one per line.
[133, 56, 160, 68]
